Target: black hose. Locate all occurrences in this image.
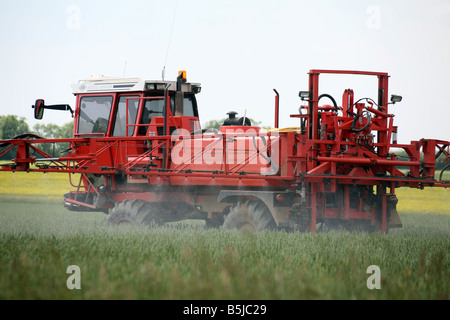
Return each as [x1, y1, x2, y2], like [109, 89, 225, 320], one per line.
[0, 133, 44, 148]
[252, 136, 279, 174]
[351, 110, 372, 132]
[439, 163, 450, 182]
[252, 136, 270, 164]
[318, 94, 339, 113]
[346, 98, 380, 116]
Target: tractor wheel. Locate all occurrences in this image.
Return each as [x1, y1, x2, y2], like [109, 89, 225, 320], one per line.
[106, 199, 163, 227]
[222, 200, 276, 232]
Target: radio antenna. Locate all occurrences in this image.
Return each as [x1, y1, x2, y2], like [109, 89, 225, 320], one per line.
[162, 0, 178, 80]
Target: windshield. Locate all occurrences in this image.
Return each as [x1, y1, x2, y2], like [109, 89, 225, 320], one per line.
[78, 96, 113, 135]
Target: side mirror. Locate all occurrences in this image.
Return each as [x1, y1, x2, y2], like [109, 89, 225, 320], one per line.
[31, 99, 74, 119]
[33, 99, 45, 120]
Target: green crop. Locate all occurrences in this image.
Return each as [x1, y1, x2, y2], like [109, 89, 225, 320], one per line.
[0, 171, 448, 300]
[0, 199, 448, 300]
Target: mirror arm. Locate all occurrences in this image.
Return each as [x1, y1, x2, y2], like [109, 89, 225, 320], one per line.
[44, 104, 74, 117]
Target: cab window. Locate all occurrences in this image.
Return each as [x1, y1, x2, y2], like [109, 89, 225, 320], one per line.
[112, 95, 140, 137]
[138, 93, 198, 135]
[183, 95, 196, 117]
[78, 96, 113, 135]
[139, 96, 175, 135]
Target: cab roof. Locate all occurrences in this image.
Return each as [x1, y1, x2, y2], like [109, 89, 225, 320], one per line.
[71, 76, 201, 94]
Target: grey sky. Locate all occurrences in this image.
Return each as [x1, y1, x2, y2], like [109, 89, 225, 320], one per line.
[1, 0, 449, 142]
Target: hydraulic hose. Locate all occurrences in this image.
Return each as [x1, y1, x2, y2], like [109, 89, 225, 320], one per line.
[351, 110, 372, 132]
[439, 163, 450, 182]
[318, 94, 339, 113]
[0, 133, 44, 148]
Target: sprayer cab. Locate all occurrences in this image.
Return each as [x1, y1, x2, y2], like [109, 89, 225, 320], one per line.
[70, 71, 202, 138]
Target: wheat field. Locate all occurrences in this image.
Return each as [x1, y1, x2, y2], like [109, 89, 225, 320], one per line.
[0, 170, 448, 300]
